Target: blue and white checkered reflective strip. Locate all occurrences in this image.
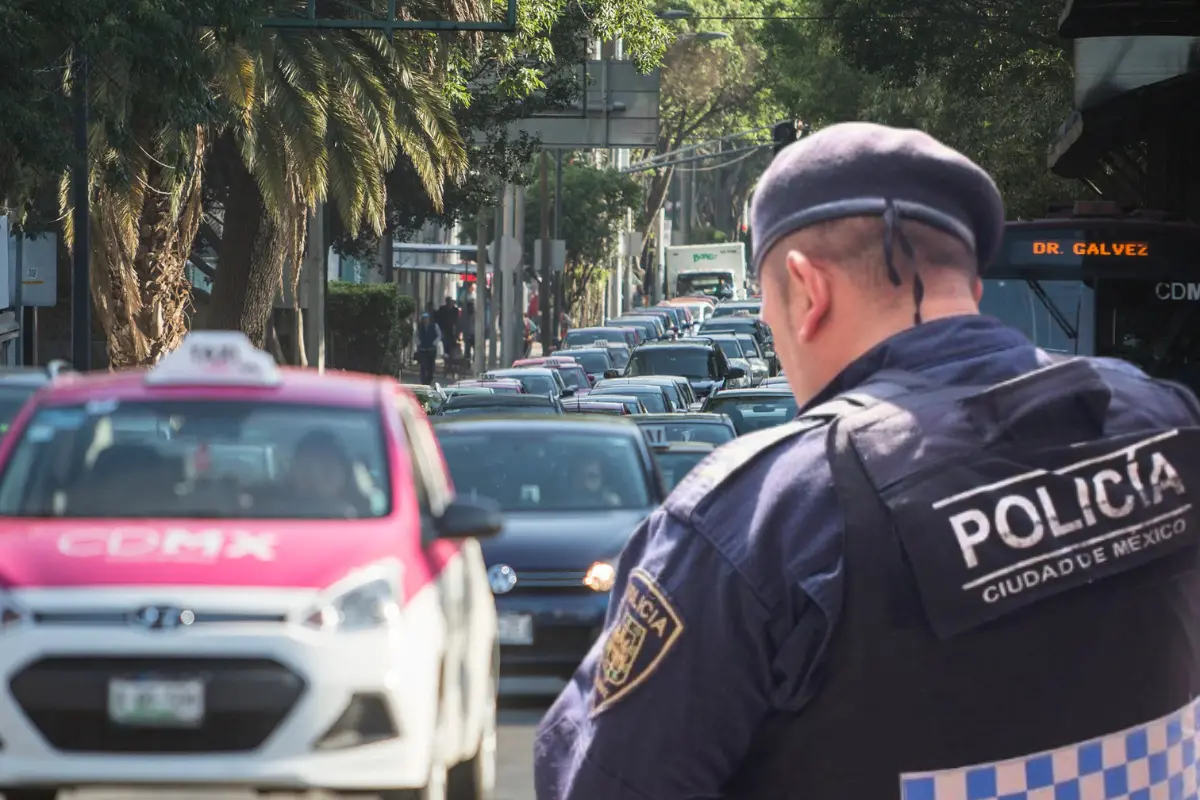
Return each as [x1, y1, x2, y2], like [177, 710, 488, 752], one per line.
[901, 695, 1200, 799]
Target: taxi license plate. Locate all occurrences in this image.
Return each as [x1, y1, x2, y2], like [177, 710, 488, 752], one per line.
[498, 614, 534, 645]
[108, 678, 205, 727]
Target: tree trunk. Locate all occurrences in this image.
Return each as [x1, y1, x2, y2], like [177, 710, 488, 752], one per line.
[87, 126, 205, 368]
[205, 134, 291, 348]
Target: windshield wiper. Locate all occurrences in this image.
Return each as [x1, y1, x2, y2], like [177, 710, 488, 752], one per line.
[1024, 279, 1077, 341]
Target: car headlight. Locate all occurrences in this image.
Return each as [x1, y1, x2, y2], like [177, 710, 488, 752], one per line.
[583, 562, 616, 593]
[303, 563, 403, 632]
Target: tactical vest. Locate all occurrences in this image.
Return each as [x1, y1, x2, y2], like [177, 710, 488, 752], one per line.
[723, 358, 1200, 799]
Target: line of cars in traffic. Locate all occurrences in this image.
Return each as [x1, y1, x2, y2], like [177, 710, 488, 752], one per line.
[404, 296, 802, 692]
[0, 297, 798, 798]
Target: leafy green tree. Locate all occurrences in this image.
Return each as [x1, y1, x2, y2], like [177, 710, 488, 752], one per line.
[633, 0, 785, 249]
[15, 0, 269, 366]
[331, 1, 672, 261]
[762, 0, 1085, 218]
[523, 160, 642, 315]
[199, 9, 467, 354]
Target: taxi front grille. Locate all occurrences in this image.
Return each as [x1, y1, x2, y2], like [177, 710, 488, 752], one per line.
[10, 656, 305, 753]
[31, 610, 287, 626]
[511, 570, 592, 594]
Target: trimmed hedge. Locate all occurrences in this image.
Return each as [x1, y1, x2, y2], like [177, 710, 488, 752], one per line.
[327, 282, 416, 376]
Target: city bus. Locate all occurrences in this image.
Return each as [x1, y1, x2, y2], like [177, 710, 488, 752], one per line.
[980, 201, 1200, 391]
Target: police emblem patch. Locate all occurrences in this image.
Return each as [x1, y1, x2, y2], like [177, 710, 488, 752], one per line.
[591, 568, 684, 716]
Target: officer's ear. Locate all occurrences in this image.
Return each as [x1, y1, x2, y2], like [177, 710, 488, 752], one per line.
[971, 275, 984, 304]
[786, 249, 831, 342]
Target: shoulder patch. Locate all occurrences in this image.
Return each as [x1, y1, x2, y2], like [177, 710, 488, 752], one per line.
[590, 568, 684, 716]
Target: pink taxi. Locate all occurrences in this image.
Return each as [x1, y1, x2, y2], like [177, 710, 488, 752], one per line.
[0, 332, 501, 800]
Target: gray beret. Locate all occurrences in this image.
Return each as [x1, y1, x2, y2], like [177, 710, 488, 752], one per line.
[749, 122, 1005, 276]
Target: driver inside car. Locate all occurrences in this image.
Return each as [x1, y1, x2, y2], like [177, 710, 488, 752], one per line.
[282, 429, 371, 518]
[570, 455, 622, 509]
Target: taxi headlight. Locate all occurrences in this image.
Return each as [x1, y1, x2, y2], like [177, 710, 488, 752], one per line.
[583, 562, 616, 593]
[304, 578, 401, 632]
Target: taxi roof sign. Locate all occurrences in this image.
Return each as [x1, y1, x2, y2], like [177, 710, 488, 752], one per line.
[147, 331, 282, 387]
[593, 339, 609, 346]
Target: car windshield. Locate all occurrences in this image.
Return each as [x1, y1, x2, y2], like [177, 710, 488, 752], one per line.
[638, 419, 734, 445]
[565, 330, 622, 347]
[627, 348, 712, 380]
[712, 339, 745, 359]
[701, 320, 754, 336]
[736, 335, 762, 358]
[438, 405, 558, 417]
[557, 367, 587, 390]
[438, 430, 652, 511]
[493, 372, 556, 396]
[0, 385, 39, 434]
[0, 401, 391, 519]
[570, 351, 611, 373]
[654, 450, 710, 491]
[705, 395, 798, 434]
[593, 387, 667, 413]
[606, 347, 630, 369]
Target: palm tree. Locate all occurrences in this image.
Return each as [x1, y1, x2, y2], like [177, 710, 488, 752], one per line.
[61, 57, 209, 368]
[202, 6, 469, 349]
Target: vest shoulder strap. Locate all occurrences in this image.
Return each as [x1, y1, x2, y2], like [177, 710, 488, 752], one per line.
[666, 370, 930, 516]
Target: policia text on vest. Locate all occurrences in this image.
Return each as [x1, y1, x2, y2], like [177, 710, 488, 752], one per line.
[874, 371, 1200, 641]
[944, 432, 1186, 602]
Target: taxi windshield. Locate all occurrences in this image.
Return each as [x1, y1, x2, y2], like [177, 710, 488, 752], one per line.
[557, 367, 587, 389]
[437, 431, 651, 511]
[0, 401, 391, 519]
[705, 394, 798, 434]
[0, 385, 38, 434]
[569, 351, 611, 373]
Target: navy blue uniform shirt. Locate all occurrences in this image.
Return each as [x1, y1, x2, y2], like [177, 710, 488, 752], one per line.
[532, 315, 1160, 800]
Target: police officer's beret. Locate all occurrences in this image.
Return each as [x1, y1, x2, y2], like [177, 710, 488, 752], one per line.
[749, 122, 1005, 276]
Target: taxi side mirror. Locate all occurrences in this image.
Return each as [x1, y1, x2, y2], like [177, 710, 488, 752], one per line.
[726, 366, 747, 380]
[561, 388, 576, 398]
[603, 369, 622, 379]
[434, 497, 503, 540]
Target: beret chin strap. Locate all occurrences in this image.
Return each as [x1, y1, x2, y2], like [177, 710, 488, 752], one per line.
[883, 200, 924, 326]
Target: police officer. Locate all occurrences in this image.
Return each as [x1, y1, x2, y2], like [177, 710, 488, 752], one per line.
[533, 121, 1200, 799]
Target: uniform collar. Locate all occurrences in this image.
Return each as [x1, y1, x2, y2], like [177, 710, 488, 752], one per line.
[798, 315, 1031, 413]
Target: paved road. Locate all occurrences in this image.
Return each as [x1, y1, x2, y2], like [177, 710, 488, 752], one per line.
[65, 698, 550, 800]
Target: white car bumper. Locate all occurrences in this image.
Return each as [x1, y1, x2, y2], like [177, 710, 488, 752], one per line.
[0, 588, 444, 792]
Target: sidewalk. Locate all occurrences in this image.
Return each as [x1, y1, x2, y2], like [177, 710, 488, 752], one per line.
[400, 342, 545, 386]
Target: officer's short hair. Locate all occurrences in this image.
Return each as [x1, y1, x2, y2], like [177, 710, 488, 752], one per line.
[780, 216, 978, 288]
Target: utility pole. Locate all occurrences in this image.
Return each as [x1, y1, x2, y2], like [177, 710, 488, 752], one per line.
[553, 150, 565, 342]
[71, 54, 91, 370]
[539, 151, 552, 354]
[489, 199, 502, 370]
[474, 221, 487, 375]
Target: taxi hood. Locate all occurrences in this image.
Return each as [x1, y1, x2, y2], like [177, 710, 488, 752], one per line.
[479, 509, 647, 570]
[0, 520, 435, 590]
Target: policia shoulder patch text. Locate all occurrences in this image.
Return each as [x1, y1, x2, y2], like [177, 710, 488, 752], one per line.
[881, 428, 1198, 639]
[591, 568, 684, 716]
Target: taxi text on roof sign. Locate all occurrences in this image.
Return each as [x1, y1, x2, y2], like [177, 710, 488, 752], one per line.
[147, 331, 282, 387]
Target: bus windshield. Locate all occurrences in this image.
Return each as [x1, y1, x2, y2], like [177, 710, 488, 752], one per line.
[982, 218, 1200, 394]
